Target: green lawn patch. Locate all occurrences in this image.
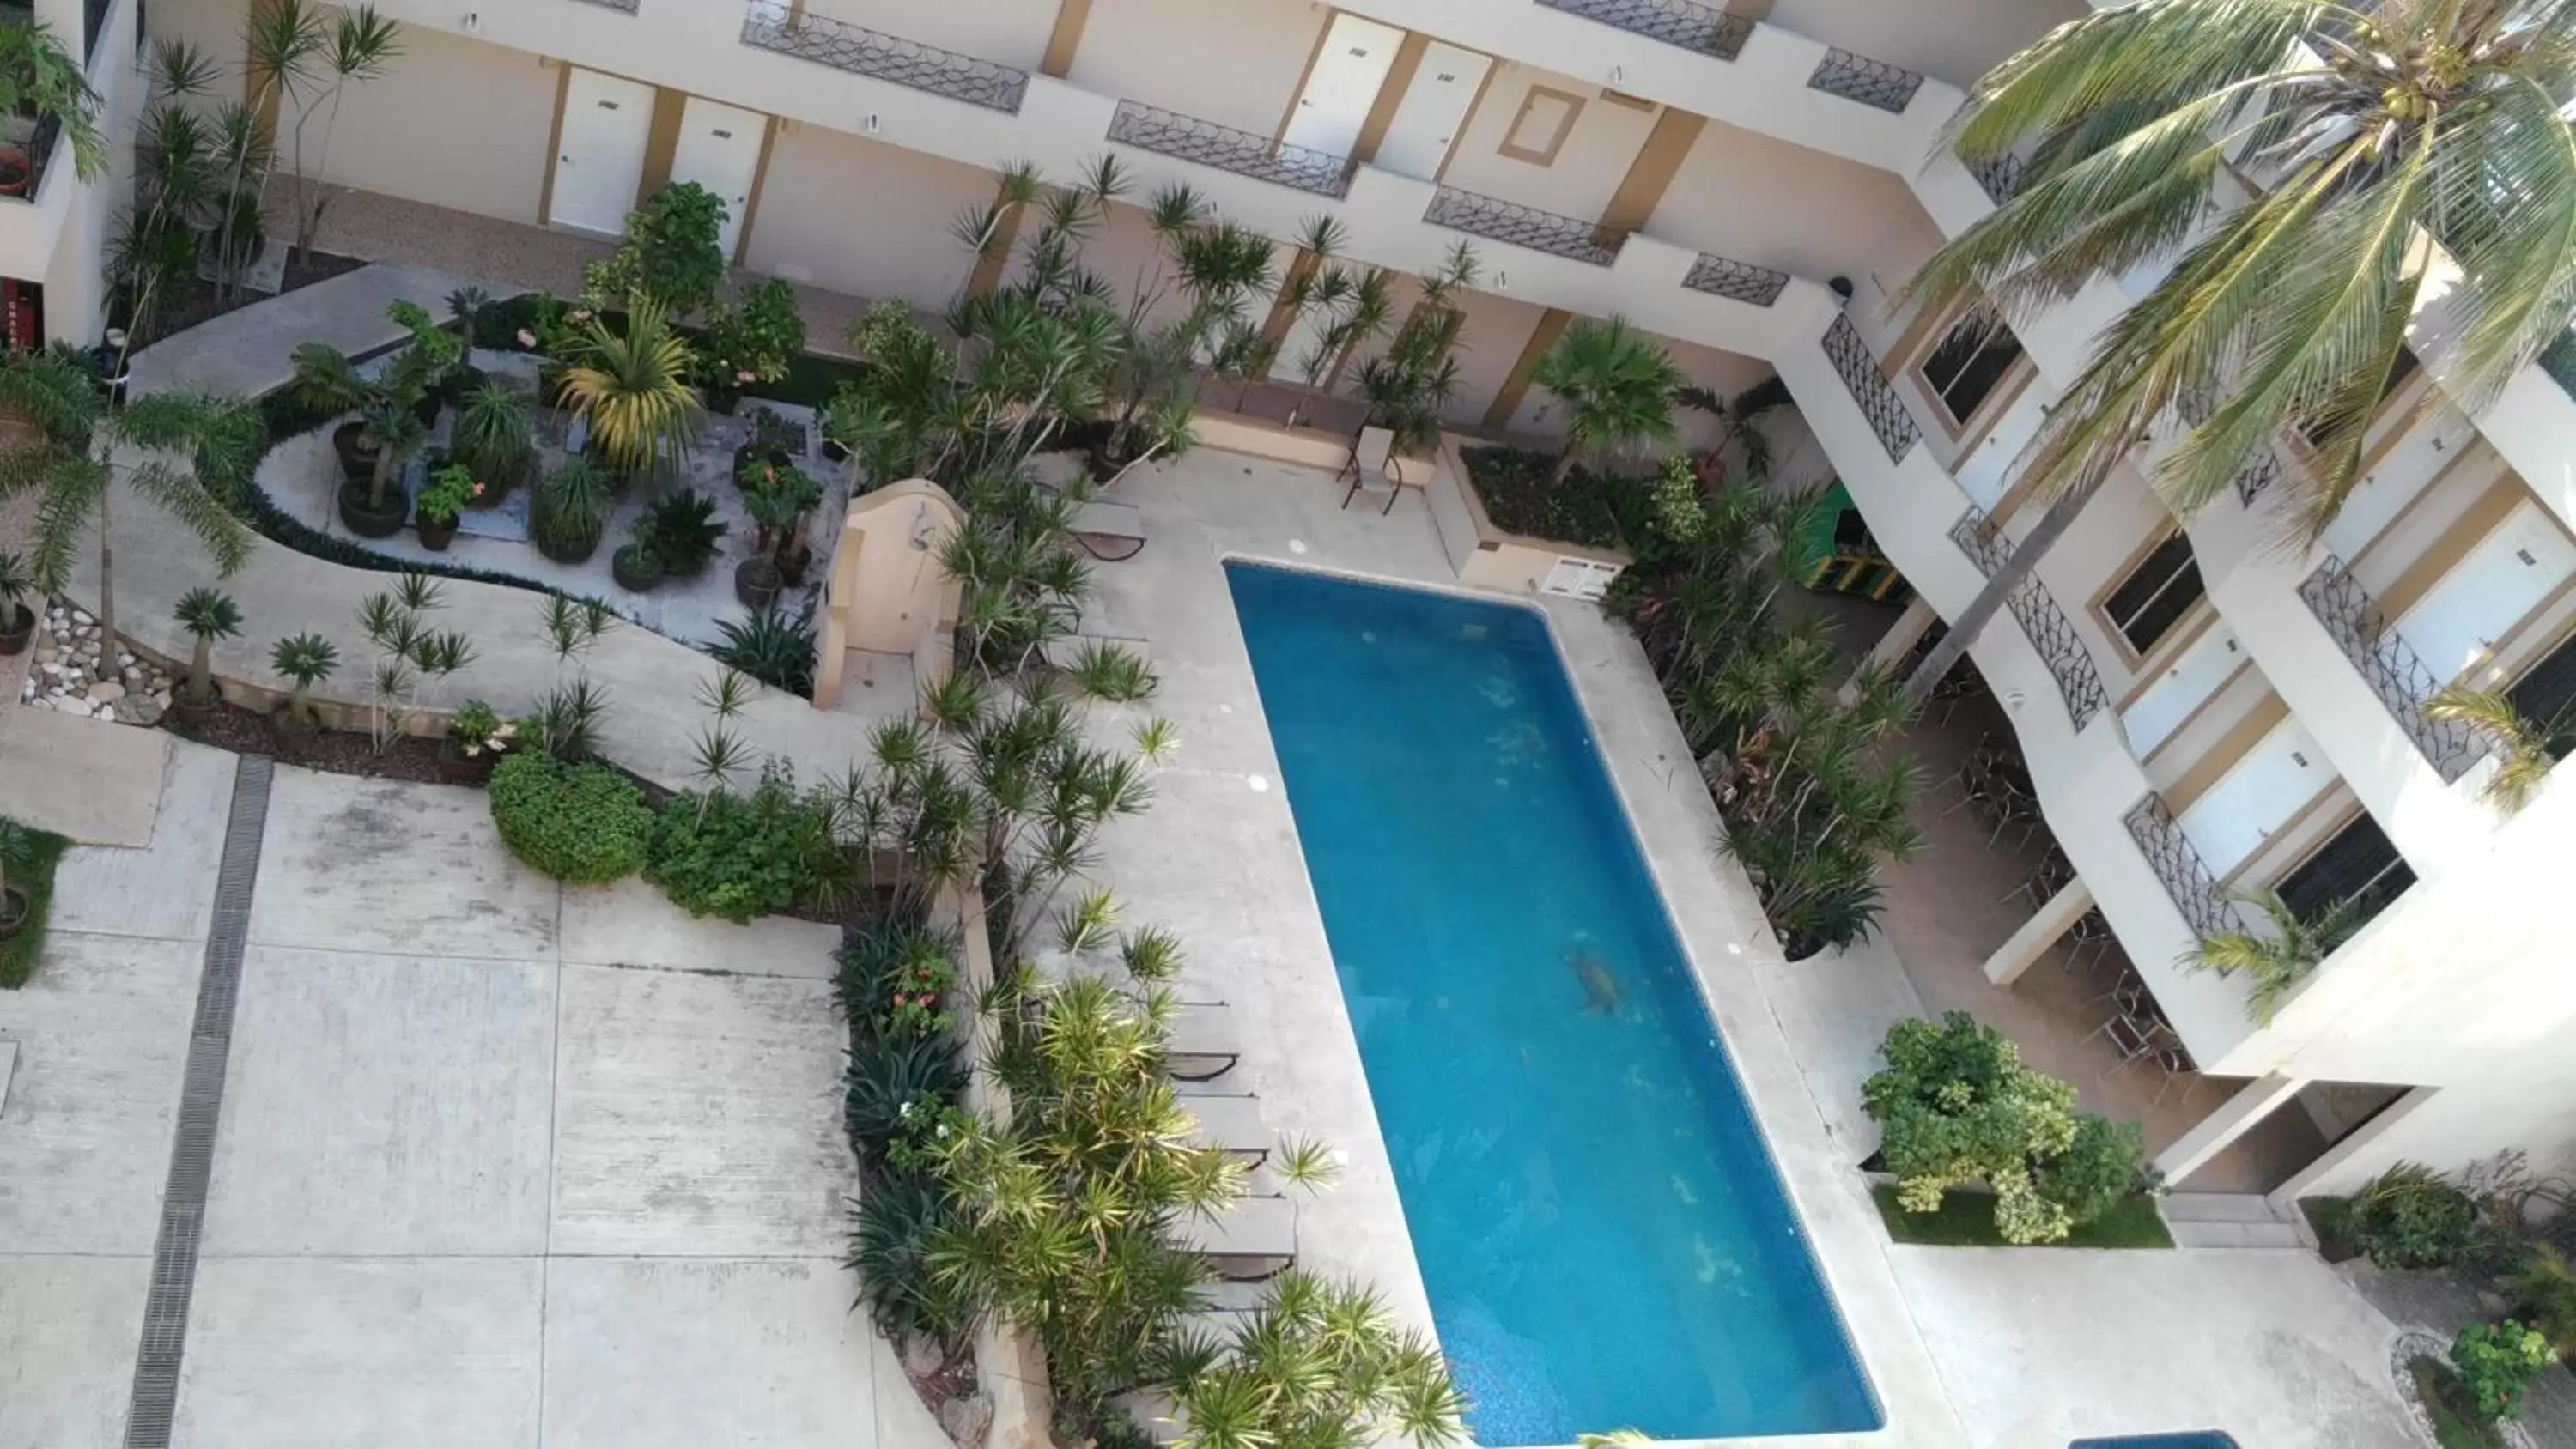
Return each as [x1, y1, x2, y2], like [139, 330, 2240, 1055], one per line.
[1458, 445, 1631, 552]
[2409, 1357, 2509, 1449]
[1869, 1184, 2176, 1249]
[1, 824, 74, 990]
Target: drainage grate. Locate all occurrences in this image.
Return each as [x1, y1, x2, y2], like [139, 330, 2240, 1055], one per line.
[124, 755, 273, 1448]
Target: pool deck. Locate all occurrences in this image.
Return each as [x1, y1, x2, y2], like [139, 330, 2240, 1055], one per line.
[1087, 444, 2421, 1449]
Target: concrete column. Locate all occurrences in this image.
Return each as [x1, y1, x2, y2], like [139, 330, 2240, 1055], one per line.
[2268, 1085, 2439, 1205]
[1842, 595, 1937, 701]
[1979, 877, 2093, 986]
[2153, 1071, 2310, 1185]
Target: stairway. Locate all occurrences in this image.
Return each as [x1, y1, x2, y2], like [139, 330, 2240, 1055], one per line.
[2160, 1192, 2314, 1251]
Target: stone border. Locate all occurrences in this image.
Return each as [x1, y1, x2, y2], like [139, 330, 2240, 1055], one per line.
[2388, 1325, 2540, 1449]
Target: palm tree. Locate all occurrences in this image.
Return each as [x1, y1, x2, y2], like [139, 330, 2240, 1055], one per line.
[1530, 316, 1684, 484]
[2427, 682, 2574, 814]
[0, 350, 263, 652]
[556, 296, 701, 481]
[283, 4, 401, 266]
[173, 587, 243, 706]
[2182, 888, 2364, 1026]
[1899, 0, 2576, 706]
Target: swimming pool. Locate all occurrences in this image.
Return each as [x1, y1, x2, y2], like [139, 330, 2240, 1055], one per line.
[1224, 562, 1880, 1445]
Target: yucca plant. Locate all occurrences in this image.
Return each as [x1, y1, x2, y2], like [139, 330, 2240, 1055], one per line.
[1063, 640, 1157, 703]
[2181, 888, 2365, 1026]
[532, 455, 616, 562]
[451, 377, 533, 491]
[557, 295, 702, 480]
[1530, 316, 1684, 484]
[1157, 1270, 1468, 1449]
[173, 587, 243, 706]
[1900, 0, 2576, 704]
[270, 633, 339, 730]
[2427, 682, 2573, 815]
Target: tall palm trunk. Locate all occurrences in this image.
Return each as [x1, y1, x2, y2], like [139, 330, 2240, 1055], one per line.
[1550, 442, 1580, 486]
[1901, 476, 2099, 706]
[94, 454, 117, 657]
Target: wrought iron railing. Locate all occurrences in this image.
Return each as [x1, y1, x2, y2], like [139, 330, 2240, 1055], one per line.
[1424, 186, 1625, 265]
[2234, 447, 2282, 506]
[1682, 252, 1789, 307]
[741, 0, 1028, 112]
[569, 0, 640, 11]
[2123, 793, 2246, 940]
[2, 114, 62, 208]
[1822, 314, 1918, 463]
[1106, 100, 1353, 197]
[1964, 149, 2024, 206]
[2296, 555, 2485, 781]
[1534, 0, 1753, 62]
[1948, 506, 2111, 731]
[1807, 48, 1924, 113]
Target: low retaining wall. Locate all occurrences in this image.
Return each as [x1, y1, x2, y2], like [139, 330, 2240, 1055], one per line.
[1429, 435, 1633, 598]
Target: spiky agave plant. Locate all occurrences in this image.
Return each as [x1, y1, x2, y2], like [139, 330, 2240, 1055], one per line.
[2181, 888, 2365, 1026]
[269, 633, 339, 730]
[2427, 682, 2574, 815]
[557, 296, 702, 480]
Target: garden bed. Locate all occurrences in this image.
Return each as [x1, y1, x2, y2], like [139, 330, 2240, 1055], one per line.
[1869, 1185, 2176, 1249]
[0, 822, 70, 990]
[149, 249, 369, 342]
[161, 696, 496, 788]
[1457, 445, 1635, 552]
[2411, 1357, 2512, 1449]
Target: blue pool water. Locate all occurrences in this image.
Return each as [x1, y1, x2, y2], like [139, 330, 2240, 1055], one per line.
[1224, 562, 1880, 1445]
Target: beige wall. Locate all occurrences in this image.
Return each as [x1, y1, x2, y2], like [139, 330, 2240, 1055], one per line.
[804, 0, 1060, 73]
[1436, 63, 1656, 224]
[744, 120, 995, 308]
[1066, 0, 1325, 139]
[284, 24, 555, 225]
[1770, 0, 2084, 89]
[1437, 286, 1547, 427]
[1649, 116, 1923, 287]
[149, 0, 251, 112]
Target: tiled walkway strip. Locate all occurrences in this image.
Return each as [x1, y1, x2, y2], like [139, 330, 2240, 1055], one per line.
[123, 755, 276, 1448]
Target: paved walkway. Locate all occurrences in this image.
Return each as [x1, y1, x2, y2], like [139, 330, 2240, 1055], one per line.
[107, 264, 901, 794]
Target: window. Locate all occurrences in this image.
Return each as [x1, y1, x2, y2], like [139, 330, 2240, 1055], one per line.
[2102, 531, 2206, 656]
[2507, 630, 2576, 759]
[2275, 815, 2415, 930]
[1918, 311, 2025, 427]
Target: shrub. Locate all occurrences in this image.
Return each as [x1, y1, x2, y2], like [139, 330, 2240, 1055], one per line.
[837, 918, 959, 1041]
[710, 607, 817, 698]
[2510, 1246, 2576, 1355]
[843, 1029, 967, 1161]
[1157, 1270, 1467, 1449]
[2450, 1319, 2554, 1422]
[1458, 445, 1630, 550]
[1862, 1012, 2147, 1245]
[2348, 1161, 2478, 1270]
[0, 818, 71, 990]
[647, 769, 841, 922]
[487, 752, 653, 884]
[847, 1168, 976, 1349]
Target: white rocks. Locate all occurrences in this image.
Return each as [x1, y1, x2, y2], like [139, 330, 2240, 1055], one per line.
[88, 682, 124, 705]
[15, 598, 170, 726]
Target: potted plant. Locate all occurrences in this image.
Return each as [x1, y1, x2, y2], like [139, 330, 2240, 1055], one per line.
[639, 488, 725, 579]
[173, 587, 243, 709]
[338, 398, 425, 537]
[414, 463, 479, 551]
[751, 462, 825, 585]
[532, 455, 614, 565]
[0, 549, 33, 656]
[556, 295, 702, 483]
[612, 531, 665, 594]
[732, 405, 801, 487]
[270, 632, 339, 735]
[451, 378, 533, 502]
[697, 279, 805, 415]
[290, 307, 456, 535]
[0, 21, 108, 204]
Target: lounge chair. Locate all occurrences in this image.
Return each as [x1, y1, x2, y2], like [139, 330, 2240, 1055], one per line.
[1340, 425, 1407, 515]
[1164, 1000, 1242, 1082]
[1070, 495, 1147, 561]
[1177, 1192, 1297, 1280]
[1176, 1088, 1270, 1165]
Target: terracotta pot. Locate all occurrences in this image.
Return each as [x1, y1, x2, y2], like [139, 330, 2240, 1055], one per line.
[332, 421, 379, 482]
[0, 146, 31, 198]
[416, 516, 459, 551]
[337, 479, 409, 538]
[735, 558, 781, 611]
[0, 603, 31, 657]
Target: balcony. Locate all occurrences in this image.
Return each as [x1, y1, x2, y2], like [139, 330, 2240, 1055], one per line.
[1422, 186, 1624, 266]
[1533, 0, 1752, 63]
[1948, 506, 2111, 732]
[1964, 149, 2024, 206]
[2122, 793, 2246, 941]
[1680, 252, 1789, 308]
[1105, 100, 1353, 198]
[2294, 555, 2486, 783]
[1807, 47, 1925, 114]
[567, 0, 640, 10]
[740, 0, 1030, 114]
[1821, 314, 1918, 463]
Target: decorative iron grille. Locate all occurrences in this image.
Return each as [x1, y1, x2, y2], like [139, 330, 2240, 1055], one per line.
[1682, 252, 1790, 307]
[1964, 149, 2024, 205]
[1423, 186, 1626, 265]
[1807, 48, 1924, 113]
[2123, 793, 2246, 940]
[571, 0, 641, 12]
[2234, 447, 2281, 506]
[1822, 314, 1918, 463]
[1534, 0, 1753, 62]
[741, 0, 1027, 112]
[1948, 506, 2111, 731]
[2297, 555, 2485, 782]
[1105, 100, 1353, 197]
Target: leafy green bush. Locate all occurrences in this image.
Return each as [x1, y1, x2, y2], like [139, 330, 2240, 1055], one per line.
[2450, 1320, 2554, 1422]
[647, 770, 841, 922]
[2348, 1161, 2478, 1270]
[1862, 1011, 2148, 1245]
[487, 753, 653, 884]
[1459, 445, 1631, 550]
[0, 819, 71, 990]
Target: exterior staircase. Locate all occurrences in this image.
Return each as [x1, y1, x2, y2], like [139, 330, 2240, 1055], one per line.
[2160, 1192, 2314, 1251]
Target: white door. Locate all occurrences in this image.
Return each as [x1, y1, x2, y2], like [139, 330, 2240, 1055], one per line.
[670, 95, 768, 259]
[2178, 718, 2331, 879]
[1373, 42, 1490, 180]
[1281, 14, 1404, 158]
[2396, 503, 2576, 682]
[2122, 622, 2244, 757]
[551, 68, 655, 236]
[2321, 409, 2482, 561]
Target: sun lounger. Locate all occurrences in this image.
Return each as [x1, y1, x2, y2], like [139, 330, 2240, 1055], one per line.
[1070, 496, 1147, 561]
[1176, 1192, 1297, 1280]
[1164, 1000, 1242, 1082]
[1176, 1088, 1269, 1164]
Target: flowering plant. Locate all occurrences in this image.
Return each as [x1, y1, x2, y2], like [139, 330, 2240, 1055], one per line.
[884, 1096, 971, 1176]
[450, 699, 517, 758]
[696, 278, 805, 391]
[882, 946, 956, 1040]
[416, 464, 483, 526]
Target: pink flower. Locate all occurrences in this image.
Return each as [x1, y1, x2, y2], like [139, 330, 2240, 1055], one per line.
[515, 329, 536, 349]
[736, 369, 756, 385]
[471, 482, 486, 496]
